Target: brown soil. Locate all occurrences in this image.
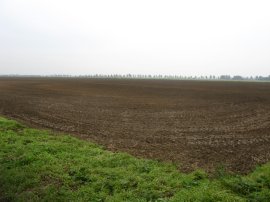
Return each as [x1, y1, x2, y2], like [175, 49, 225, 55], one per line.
[1, 77, 270, 173]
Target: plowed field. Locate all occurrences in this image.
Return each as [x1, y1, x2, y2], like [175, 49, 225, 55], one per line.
[1, 77, 270, 173]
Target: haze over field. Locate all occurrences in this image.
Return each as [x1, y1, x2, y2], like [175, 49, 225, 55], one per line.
[0, 0, 270, 76]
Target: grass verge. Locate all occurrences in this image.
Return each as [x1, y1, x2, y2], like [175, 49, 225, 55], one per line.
[0, 117, 269, 201]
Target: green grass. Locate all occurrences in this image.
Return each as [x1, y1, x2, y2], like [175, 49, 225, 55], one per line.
[0, 117, 270, 201]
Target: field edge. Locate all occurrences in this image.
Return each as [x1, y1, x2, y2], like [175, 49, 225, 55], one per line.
[0, 116, 270, 201]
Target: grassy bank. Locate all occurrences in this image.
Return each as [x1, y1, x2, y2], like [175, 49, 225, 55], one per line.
[0, 117, 269, 201]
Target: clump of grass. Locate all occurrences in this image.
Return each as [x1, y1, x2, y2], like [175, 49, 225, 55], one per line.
[0, 117, 24, 131]
[0, 117, 269, 201]
[221, 163, 270, 201]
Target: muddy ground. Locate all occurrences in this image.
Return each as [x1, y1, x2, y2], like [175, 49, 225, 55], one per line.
[0, 77, 270, 173]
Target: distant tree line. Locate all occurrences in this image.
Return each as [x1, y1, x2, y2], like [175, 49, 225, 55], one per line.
[1, 74, 270, 81]
[219, 75, 270, 81]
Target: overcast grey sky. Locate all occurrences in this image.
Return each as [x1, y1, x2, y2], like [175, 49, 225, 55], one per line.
[0, 0, 269, 76]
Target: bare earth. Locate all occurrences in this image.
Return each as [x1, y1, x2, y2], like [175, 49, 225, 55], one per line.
[0, 77, 270, 173]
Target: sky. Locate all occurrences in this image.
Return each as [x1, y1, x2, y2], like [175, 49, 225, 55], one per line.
[0, 0, 270, 76]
